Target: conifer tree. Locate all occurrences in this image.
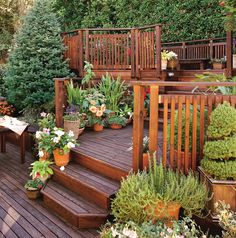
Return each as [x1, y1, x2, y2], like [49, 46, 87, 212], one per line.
[4, 0, 70, 112]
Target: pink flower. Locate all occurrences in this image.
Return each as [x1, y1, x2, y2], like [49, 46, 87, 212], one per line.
[43, 128, 50, 134]
[40, 112, 47, 117]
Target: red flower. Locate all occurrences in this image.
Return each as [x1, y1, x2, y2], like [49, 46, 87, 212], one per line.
[36, 172, 41, 177]
[146, 87, 150, 94]
[219, 1, 225, 7]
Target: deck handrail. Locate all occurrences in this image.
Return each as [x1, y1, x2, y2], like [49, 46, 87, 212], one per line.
[132, 81, 236, 173]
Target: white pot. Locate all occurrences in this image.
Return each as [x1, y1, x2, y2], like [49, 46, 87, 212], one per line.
[161, 60, 167, 70]
[233, 54, 236, 69]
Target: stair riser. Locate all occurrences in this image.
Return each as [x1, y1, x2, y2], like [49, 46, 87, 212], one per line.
[53, 170, 110, 209]
[71, 150, 128, 181]
[43, 194, 108, 229]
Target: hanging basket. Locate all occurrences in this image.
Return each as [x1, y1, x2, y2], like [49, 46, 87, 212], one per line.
[53, 149, 70, 167]
[64, 119, 80, 140]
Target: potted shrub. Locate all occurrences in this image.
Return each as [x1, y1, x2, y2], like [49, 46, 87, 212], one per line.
[107, 115, 127, 129]
[211, 58, 226, 69]
[30, 160, 54, 183]
[51, 127, 77, 167]
[63, 113, 80, 139]
[24, 178, 44, 200]
[199, 102, 236, 219]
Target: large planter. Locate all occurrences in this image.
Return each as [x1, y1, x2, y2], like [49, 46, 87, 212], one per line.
[146, 201, 181, 226]
[53, 149, 70, 167]
[212, 62, 225, 70]
[161, 59, 167, 70]
[233, 54, 236, 69]
[199, 166, 236, 220]
[64, 119, 80, 140]
[26, 189, 40, 200]
[110, 124, 122, 130]
[93, 123, 104, 132]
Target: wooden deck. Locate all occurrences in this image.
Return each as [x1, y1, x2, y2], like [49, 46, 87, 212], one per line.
[0, 143, 99, 238]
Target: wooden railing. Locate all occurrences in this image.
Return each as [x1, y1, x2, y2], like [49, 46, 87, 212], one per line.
[132, 81, 236, 173]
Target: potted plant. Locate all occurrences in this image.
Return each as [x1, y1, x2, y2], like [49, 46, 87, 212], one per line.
[63, 113, 80, 139]
[167, 51, 178, 70]
[199, 102, 236, 219]
[211, 58, 226, 69]
[92, 116, 104, 132]
[24, 178, 44, 200]
[51, 127, 77, 167]
[161, 50, 178, 70]
[30, 160, 54, 183]
[161, 50, 169, 70]
[107, 115, 127, 129]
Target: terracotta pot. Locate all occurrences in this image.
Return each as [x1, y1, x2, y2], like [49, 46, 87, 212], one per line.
[213, 62, 225, 70]
[167, 59, 178, 70]
[110, 124, 122, 130]
[64, 119, 80, 140]
[233, 54, 236, 69]
[161, 59, 167, 70]
[39, 150, 50, 161]
[26, 189, 40, 200]
[146, 201, 181, 227]
[93, 123, 104, 132]
[143, 153, 149, 170]
[53, 149, 70, 167]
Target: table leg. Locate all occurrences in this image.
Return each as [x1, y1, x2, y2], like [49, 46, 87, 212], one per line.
[20, 132, 26, 164]
[0, 133, 6, 153]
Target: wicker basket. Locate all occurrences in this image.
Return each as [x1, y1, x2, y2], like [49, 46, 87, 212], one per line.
[64, 119, 80, 140]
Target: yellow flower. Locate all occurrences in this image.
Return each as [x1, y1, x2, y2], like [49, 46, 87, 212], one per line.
[89, 106, 97, 113]
[96, 110, 103, 117]
[101, 104, 106, 112]
[90, 100, 96, 105]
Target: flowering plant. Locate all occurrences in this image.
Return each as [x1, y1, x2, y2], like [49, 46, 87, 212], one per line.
[38, 112, 56, 130]
[0, 101, 15, 116]
[24, 178, 44, 191]
[36, 128, 53, 156]
[30, 160, 53, 179]
[100, 218, 210, 238]
[50, 127, 77, 153]
[161, 50, 178, 61]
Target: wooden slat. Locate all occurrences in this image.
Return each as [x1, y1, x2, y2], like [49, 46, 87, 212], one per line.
[184, 97, 190, 173]
[133, 85, 145, 171]
[162, 97, 168, 166]
[177, 96, 183, 171]
[169, 97, 175, 168]
[199, 96, 206, 159]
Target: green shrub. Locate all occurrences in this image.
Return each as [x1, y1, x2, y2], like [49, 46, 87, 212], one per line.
[203, 135, 236, 160]
[201, 158, 236, 180]
[4, 0, 71, 113]
[0, 64, 6, 96]
[207, 102, 236, 139]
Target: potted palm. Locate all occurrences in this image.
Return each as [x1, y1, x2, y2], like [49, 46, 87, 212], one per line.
[30, 160, 54, 183]
[51, 127, 77, 167]
[24, 178, 44, 200]
[199, 102, 236, 219]
[107, 115, 127, 129]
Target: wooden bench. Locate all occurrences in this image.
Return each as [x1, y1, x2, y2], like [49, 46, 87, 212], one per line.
[0, 127, 27, 163]
[179, 59, 209, 70]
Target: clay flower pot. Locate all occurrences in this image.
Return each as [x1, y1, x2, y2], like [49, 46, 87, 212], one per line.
[110, 124, 122, 130]
[39, 150, 50, 161]
[53, 149, 70, 167]
[143, 153, 149, 170]
[93, 123, 104, 132]
[26, 189, 40, 200]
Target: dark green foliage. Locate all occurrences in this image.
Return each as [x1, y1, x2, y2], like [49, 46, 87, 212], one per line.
[207, 102, 236, 139]
[52, 0, 225, 42]
[4, 0, 71, 112]
[201, 158, 236, 180]
[0, 64, 6, 96]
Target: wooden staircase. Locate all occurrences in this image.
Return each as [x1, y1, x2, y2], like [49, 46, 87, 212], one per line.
[41, 148, 123, 229]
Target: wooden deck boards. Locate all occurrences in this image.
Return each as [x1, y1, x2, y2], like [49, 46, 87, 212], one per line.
[0, 144, 99, 238]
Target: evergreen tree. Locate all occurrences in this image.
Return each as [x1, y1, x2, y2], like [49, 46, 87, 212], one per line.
[4, 0, 70, 112]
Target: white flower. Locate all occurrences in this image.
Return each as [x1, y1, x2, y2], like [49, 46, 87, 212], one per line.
[111, 227, 120, 237]
[122, 227, 138, 238]
[54, 130, 65, 137]
[67, 142, 75, 149]
[40, 112, 47, 117]
[68, 130, 74, 137]
[36, 131, 42, 139]
[60, 166, 65, 171]
[38, 150, 44, 158]
[53, 137, 60, 143]
[54, 127, 58, 131]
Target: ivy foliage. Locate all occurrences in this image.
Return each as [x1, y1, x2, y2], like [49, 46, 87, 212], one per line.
[52, 0, 225, 42]
[4, 0, 71, 112]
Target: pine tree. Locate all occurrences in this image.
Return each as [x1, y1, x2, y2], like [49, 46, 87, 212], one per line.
[4, 0, 70, 112]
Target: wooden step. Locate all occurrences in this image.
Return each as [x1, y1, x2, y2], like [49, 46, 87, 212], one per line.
[41, 180, 109, 229]
[51, 163, 120, 209]
[71, 149, 129, 181]
[178, 69, 224, 76]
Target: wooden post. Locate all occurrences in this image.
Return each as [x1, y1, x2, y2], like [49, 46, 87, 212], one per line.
[135, 29, 140, 79]
[182, 42, 186, 59]
[20, 131, 26, 164]
[133, 85, 145, 171]
[85, 29, 90, 62]
[155, 26, 161, 79]
[209, 39, 213, 59]
[226, 31, 233, 77]
[131, 29, 136, 78]
[78, 30, 84, 77]
[55, 79, 66, 128]
[149, 85, 159, 158]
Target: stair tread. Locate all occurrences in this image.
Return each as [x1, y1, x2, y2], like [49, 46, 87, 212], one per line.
[52, 162, 120, 196]
[42, 180, 108, 215]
